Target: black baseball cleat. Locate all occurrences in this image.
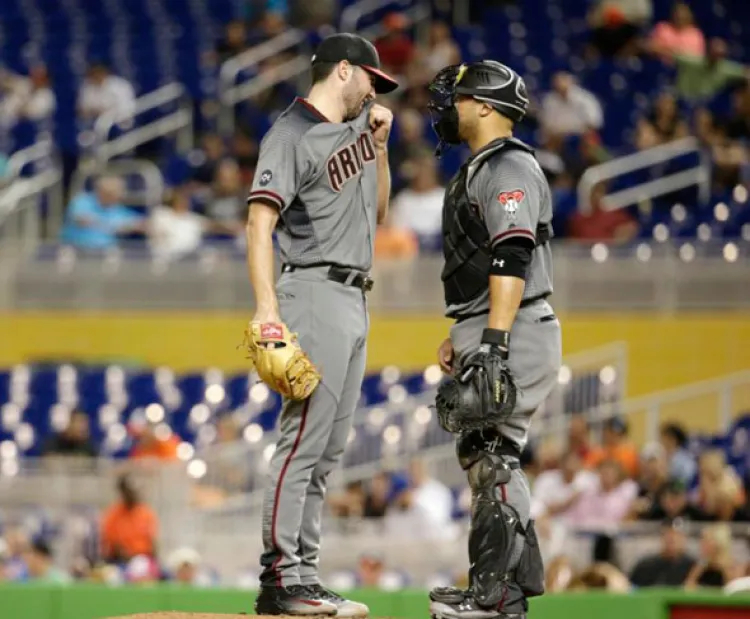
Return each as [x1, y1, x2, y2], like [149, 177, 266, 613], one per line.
[305, 584, 370, 618]
[254, 584, 337, 616]
[429, 587, 525, 619]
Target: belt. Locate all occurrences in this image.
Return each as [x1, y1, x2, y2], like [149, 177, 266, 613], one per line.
[281, 263, 374, 292]
[454, 293, 550, 324]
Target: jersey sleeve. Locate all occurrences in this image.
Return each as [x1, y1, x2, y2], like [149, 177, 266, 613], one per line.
[248, 129, 308, 211]
[473, 155, 540, 248]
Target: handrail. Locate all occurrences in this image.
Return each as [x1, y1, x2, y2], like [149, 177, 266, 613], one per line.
[217, 30, 309, 136]
[5, 139, 55, 179]
[221, 55, 310, 108]
[219, 29, 307, 98]
[216, 1, 431, 137]
[69, 159, 165, 208]
[341, 0, 411, 33]
[91, 82, 193, 164]
[577, 137, 711, 213]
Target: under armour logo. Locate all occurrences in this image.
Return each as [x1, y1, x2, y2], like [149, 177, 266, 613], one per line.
[492, 259, 505, 268]
[484, 437, 500, 452]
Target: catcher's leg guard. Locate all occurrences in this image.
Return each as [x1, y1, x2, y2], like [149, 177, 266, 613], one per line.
[454, 432, 528, 612]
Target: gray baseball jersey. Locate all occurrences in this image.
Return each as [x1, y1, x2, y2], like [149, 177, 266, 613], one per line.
[446, 147, 554, 318]
[248, 97, 379, 271]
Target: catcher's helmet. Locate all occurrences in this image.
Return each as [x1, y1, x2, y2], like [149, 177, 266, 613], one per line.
[428, 61, 529, 155]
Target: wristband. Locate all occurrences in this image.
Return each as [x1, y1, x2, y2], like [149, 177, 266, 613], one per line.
[481, 328, 510, 360]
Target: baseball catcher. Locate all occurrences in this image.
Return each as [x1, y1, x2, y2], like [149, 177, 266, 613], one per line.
[427, 61, 562, 619]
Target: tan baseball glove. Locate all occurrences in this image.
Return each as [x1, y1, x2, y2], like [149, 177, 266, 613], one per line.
[240, 322, 320, 401]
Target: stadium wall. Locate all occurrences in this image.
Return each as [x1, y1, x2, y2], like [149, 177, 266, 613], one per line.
[1, 585, 750, 619]
[1, 312, 749, 396]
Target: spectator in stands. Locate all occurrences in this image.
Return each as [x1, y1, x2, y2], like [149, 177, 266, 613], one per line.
[567, 414, 597, 463]
[385, 458, 455, 540]
[165, 547, 215, 587]
[231, 128, 259, 183]
[564, 459, 639, 530]
[24, 539, 70, 584]
[148, 189, 209, 261]
[684, 523, 741, 589]
[648, 2, 705, 61]
[389, 108, 430, 193]
[417, 21, 461, 76]
[192, 133, 229, 186]
[629, 517, 696, 588]
[0, 539, 8, 582]
[60, 176, 146, 251]
[647, 92, 689, 143]
[586, 417, 640, 478]
[329, 481, 367, 519]
[566, 562, 631, 592]
[390, 151, 445, 243]
[129, 420, 179, 461]
[363, 471, 391, 519]
[374, 13, 415, 80]
[723, 85, 750, 142]
[659, 423, 697, 485]
[0, 64, 56, 127]
[540, 72, 603, 137]
[630, 444, 670, 519]
[328, 552, 408, 590]
[41, 409, 97, 458]
[544, 555, 575, 593]
[77, 62, 136, 124]
[205, 159, 246, 237]
[640, 478, 703, 521]
[694, 450, 746, 521]
[567, 180, 639, 243]
[531, 449, 598, 522]
[101, 475, 158, 563]
[214, 20, 249, 65]
[2, 526, 30, 581]
[587, 0, 652, 59]
[676, 38, 749, 104]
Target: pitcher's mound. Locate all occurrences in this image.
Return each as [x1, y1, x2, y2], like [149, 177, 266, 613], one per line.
[107, 614, 384, 619]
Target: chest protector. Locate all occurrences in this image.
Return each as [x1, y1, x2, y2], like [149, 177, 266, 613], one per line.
[442, 138, 549, 309]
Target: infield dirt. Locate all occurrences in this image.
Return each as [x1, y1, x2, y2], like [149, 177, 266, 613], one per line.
[107, 614, 392, 619]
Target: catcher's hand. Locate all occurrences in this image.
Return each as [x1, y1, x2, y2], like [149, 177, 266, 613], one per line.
[240, 322, 320, 401]
[435, 343, 516, 434]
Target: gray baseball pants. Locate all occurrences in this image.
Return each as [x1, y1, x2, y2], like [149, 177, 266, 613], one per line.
[450, 299, 561, 610]
[259, 266, 369, 588]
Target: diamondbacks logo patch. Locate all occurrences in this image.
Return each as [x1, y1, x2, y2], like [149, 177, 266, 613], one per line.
[497, 190, 525, 219]
[259, 170, 273, 186]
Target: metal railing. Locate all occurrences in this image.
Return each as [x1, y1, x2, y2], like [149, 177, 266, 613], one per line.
[0, 153, 64, 253]
[341, 0, 431, 35]
[190, 342, 627, 522]
[217, 29, 311, 136]
[577, 137, 711, 213]
[69, 159, 166, 208]
[216, 0, 432, 136]
[91, 82, 193, 164]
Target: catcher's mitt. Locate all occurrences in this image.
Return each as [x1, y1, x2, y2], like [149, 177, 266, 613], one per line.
[240, 322, 320, 401]
[435, 345, 516, 434]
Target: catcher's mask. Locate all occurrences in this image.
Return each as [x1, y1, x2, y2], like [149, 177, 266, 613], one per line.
[427, 61, 529, 157]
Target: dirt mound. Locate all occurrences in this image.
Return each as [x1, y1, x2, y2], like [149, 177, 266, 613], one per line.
[107, 614, 388, 619]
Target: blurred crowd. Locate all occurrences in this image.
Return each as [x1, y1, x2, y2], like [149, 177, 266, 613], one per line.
[325, 414, 750, 591]
[2, 1, 746, 256]
[3, 404, 750, 591]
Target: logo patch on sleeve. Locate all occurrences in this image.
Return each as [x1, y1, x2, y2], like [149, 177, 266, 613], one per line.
[259, 170, 273, 186]
[497, 190, 525, 218]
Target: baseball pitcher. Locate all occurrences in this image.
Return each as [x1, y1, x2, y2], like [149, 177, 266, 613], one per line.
[243, 34, 397, 617]
[426, 61, 562, 619]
